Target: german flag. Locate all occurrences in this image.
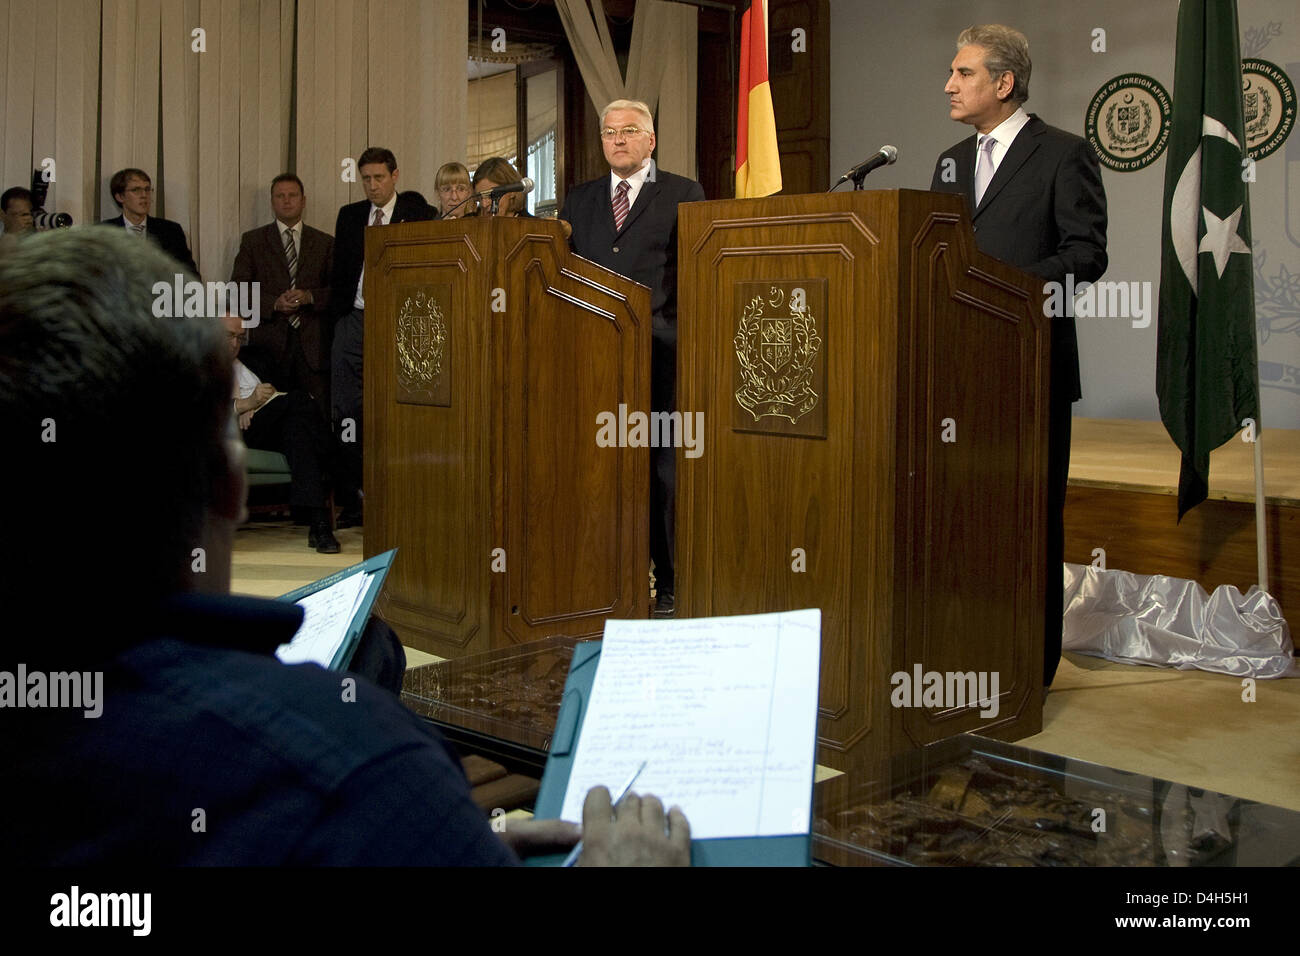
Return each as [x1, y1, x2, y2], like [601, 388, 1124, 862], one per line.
[735, 0, 782, 198]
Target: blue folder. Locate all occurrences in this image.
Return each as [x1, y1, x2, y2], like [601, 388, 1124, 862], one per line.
[527, 639, 812, 866]
[276, 548, 397, 671]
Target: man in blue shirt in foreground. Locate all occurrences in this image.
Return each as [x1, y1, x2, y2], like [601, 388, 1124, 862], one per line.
[0, 228, 690, 866]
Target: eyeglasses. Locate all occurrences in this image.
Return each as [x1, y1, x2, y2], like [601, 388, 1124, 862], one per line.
[125, 186, 153, 195]
[600, 126, 648, 141]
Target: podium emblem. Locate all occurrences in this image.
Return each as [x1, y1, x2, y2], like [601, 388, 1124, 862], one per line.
[733, 280, 826, 437]
[396, 285, 451, 406]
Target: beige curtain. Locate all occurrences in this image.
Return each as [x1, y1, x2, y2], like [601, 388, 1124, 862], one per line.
[555, 0, 697, 178]
[296, 0, 467, 226]
[0, 0, 465, 275]
[0, 0, 101, 229]
[467, 71, 517, 168]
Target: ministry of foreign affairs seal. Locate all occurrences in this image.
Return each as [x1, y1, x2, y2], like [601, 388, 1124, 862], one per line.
[1086, 74, 1173, 171]
[1242, 59, 1295, 161]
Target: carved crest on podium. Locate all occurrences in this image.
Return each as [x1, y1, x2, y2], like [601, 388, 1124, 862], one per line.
[396, 285, 451, 406]
[732, 280, 826, 437]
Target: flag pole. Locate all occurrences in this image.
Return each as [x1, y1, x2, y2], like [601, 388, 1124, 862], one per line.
[1254, 425, 1268, 591]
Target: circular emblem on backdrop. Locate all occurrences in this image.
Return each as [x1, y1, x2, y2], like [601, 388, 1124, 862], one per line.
[1085, 74, 1173, 171]
[1242, 59, 1295, 160]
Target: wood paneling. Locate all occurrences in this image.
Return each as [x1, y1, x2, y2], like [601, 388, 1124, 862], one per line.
[363, 218, 650, 656]
[1065, 486, 1299, 618]
[769, 0, 829, 194]
[678, 189, 1046, 771]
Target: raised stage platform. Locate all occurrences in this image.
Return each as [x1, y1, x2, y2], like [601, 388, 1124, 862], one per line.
[1065, 418, 1299, 620]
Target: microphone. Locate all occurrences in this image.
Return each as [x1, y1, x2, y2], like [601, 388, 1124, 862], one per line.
[832, 146, 898, 187]
[486, 177, 535, 198]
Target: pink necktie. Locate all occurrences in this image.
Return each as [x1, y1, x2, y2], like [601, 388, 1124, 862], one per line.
[612, 180, 630, 231]
[974, 135, 997, 206]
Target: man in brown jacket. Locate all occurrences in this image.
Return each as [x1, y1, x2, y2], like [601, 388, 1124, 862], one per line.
[231, 173, 334, 422]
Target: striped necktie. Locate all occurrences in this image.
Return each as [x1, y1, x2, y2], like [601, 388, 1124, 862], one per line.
[283, 227, 298, 286]
[130, 222, 146, 239]
[612, 180, 630, 232]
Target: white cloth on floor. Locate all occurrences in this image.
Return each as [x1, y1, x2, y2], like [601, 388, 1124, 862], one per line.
[1062, 563, 1294, 678]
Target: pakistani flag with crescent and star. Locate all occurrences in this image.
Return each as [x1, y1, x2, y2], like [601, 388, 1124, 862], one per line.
[1156, 0, 1260, 520]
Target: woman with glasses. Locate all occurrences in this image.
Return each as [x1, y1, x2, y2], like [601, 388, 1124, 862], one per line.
[435, 162, 474, 219]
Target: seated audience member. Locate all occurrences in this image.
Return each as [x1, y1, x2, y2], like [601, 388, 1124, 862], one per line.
[1, 187, 35, 245]
[0, 228, 690, 866]
[96, 167, 199, 275]
[226, 312, 339, 554]
[230, 173, 334, 423]
[471, 157, 533, 218]
[435, 162, 473, 218]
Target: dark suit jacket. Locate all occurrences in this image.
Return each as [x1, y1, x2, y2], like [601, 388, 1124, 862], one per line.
[930, 114, 1107, 402]
[330, 191, 438, 318]
[98, 214, 199, 277]
[230, 221, 334, 377]
[560, 161, 705, 345]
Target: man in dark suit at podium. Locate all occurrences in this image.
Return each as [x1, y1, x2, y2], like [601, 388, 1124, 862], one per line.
[231, 173, 334, 423]
[929, 24, 1108, 688]
[561, 99, 705, 617]
[328, 147, 438, 526]
[98, 167, 199, 276]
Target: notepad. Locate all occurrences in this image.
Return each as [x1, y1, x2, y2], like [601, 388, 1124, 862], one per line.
[557, 609, 821, 840]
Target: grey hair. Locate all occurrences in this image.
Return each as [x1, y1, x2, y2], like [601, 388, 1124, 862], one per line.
[957, 24, 1031, 104]
[0, 227, 232, 645]
[600, 98, 654, 133]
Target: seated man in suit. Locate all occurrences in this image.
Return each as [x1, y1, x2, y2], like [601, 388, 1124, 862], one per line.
[0, 227, 689, 865]
[97, 167, 199, 276]
[929, 24, 1108, 689]
[225, 312, 339, 553]
[561, 100, 705, 618]
[328, 147, 438, 527]
[231, 173, 334, 424]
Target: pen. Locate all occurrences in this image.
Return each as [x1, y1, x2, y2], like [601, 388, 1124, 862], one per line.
[561, 760, 648, 867]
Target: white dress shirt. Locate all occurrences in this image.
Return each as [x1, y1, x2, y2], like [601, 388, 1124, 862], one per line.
[233, 359, 261, 401]
[975, 107, 1031, 181]
[610, 159, 653, 212]
[354, 193, 398, 310]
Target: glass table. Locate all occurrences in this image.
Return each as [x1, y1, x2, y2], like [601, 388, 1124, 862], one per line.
[402, 637, 1300, 866]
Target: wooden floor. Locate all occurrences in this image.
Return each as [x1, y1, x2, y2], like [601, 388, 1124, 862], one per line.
[233, 515, 1300, 814]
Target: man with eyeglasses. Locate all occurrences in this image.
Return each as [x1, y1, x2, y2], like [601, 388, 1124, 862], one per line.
[560, 99, 705, 619]
[98, 168, 199, 276]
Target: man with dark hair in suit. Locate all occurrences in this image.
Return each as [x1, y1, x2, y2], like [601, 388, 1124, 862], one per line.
[98, 167, 199, 276]
[561, 99, 706, 618]
[230, 173, 334, 423]
[929, 24, 1108, 689]
[328, 147, 438, 527]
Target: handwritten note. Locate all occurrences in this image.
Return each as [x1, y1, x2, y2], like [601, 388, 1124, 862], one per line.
[275, 572, 372, 667]
[558, 609, 821, 839]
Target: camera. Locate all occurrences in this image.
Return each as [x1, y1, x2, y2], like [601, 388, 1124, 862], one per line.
[29, 169, 74, 230]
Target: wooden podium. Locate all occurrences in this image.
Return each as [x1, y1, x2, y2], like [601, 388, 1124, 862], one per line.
[677, 189, 1048, 771]
[362, 217, 650, 658]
